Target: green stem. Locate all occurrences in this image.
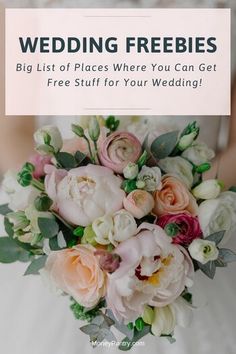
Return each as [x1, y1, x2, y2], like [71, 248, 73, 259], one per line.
[31, 179, 45, 191]
[84, 136, 95, 163]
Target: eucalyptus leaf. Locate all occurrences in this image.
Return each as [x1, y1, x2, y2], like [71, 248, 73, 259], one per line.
[24, 255, 47, 275]
[49, 236, 61, 251]
[38, 218, 59, 239]
[0, 237, 30, 263]
[119, 325, 151, 351]
[0, 204, 12, 216]
[151, 131, 179, 160]
[4, 217, 14, 237]
[205, 231, 225, 245]
[80, 324, 100, 335]
[106, 309, 134, 340]
[218, 248, 236, 263]
[75, 150, 88, 165]
[197, 260, 216, 279]
[55, 152, 77, 169]
[214, 258, 227, 268]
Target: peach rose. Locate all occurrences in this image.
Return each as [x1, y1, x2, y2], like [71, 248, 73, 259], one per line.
[44, 244, 106, 308]
[99, 131, 142, 173]
[123, 190, 155, 219]
[153, 176, 198, 216]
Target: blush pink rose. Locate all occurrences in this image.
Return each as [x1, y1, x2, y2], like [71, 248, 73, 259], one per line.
[123, 190, 154, 219]
[44, 164, 125, 226]
[99, 131, 142, 173]
[157, 213, 202, 246]
[44, 245, 106, 308]
[153, 176, 198, 217]
[106, 222, 194, 323]
[29, 154, 51, 179]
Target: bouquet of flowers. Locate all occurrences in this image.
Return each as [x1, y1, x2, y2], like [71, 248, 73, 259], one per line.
[1, 117, 236, 350]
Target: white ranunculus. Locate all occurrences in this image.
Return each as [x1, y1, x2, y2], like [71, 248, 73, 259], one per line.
[152, 297, 192, 336]
[34, 125, 63, 154]
[158, 156, 193, 189]
[2, 170, 39, 211]
[123, 162, 139, 180]
[182, 142, 215, 166]
[92, 210, 137, 246]
[92, 215, 113, 245]
[198, 191, 236, 244]
[112, 210, 137, 244]
[188, 238, 219, 264]
[192, 180, 221, 200]
[137, 166, 162, 192]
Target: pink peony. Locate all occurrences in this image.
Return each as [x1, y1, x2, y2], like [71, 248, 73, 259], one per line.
[44, 164, 125, 226]
[106, 223, 194, 323]
[99, 131, 142, 173]
[44, 245, 106, 308]
[157, 213, 202, 246]
[29, 154, 51, 179]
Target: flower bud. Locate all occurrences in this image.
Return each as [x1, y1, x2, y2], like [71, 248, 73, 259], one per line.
[34, 126, 63, 154]
[73, 226, 84, 237]
[88, 117, 100, 142]
[178, 121, 199, 151]
[34, 195, 53, 212]
[188, 239, 219, 264]
[178, 132, 198, 151]
[136, 180, 146, 189]
[123, 162, 139, 180]
[71, 124, 85, 138]
[192, 179, 221, 200]
[135, 318, 145, 331]
[195, 162, 211, 174]
[137, 150, 148, 168]
[95, 249, 121, 273]
[81, 225, 97, 246]
[142, 305, 154, 325]
[17, 170, 32, 187]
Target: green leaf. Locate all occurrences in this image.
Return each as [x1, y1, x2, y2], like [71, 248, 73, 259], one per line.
[106, 310, 134, 340]
[24, 255, 47, 275]
[80, 324, 100, 335]
[151, 131, 179, 160]
[38, 218, 59, 239]
[4, 217, 14, 237]
[48, 235, 61, 250]
[55, 152, 77, 169]
[218, 248, 236, 263]
[0, 204, 12, 216]
[205, 231, 225, 245]
[0, 237, 30, 263]
[229, 186, 236, 193]
[197, 260, 216, 279]
[119, 325, 151, 351]
[75, 150, 88, 165]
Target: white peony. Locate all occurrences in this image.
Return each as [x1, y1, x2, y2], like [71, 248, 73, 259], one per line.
[198, 191, 236, 244]
[188, 239, 219, 264]
[2, 170, 39, 211]
[137, 166, 162, 192]
[182, 142, 215, 166]
[192, 180, 221, 200]
[152, 297, 193, 336]
[158, 156, 193, 189]
[92, 209, 137, 246]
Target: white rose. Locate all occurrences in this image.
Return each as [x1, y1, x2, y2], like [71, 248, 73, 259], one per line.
[137, 166, 162, 192]
[182, 142, 215, 166]
[92, 215, 113, 245]
[123, 162, 139, 180]
[2, 170, 39, 211]
[34, 125, 63, 154]
[188, 239, 219, 264]
[112, 210, 137, 244]
[198, 191, 236, 244]
[158, 156, 193, 189]
[152, 297, 192, 336]
[192, 179, 221, 200]
[92, 210, 137, 246]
